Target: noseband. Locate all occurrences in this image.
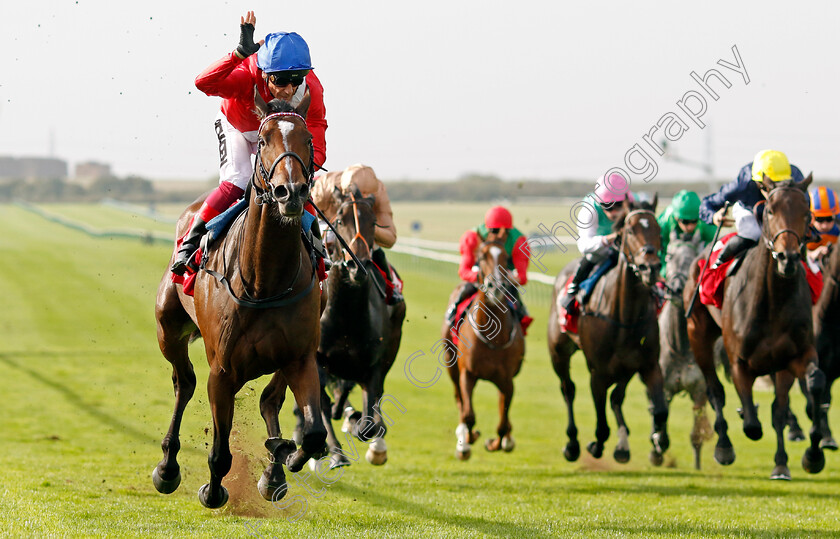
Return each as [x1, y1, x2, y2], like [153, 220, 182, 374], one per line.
[252, 112, 316, 206]
[331, 193, 375, 267]
[762, 186, 810, 260]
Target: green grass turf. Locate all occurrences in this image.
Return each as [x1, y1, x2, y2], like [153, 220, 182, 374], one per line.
[1, 204, 839, 537]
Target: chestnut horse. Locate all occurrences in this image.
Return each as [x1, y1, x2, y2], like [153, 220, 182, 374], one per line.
[685, 175, 825, 480]
[548, 198, 670, 464]
[442, 235, 525, 460]
[316, 184, 406, 467]
[153, 98, 326, 508]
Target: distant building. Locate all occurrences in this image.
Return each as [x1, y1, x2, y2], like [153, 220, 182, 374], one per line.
[0, 156, 67, 180]
[73, 161, 113, 187]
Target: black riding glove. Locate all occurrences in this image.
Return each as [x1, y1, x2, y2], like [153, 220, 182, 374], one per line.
[235, 23, 260, 58]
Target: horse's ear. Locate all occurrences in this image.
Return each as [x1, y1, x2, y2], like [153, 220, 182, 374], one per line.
[801, 172, 813, 190]
[331, 184, 343, 204]
[295, 91, 311, 120]
[651, 193, 658, 212]
[761, 172, 776, 193]
[254, 85, 270, 119]
[622, 195, 632, 212]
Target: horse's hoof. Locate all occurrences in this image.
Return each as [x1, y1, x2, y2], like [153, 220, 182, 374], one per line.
[330, 452, 352, 469]
[614, 447, 631, 464]
[820, 437, 839, 451]
[714, 446, 735, 466]
[649, 450, 664, 467]
[802, 447, 826, 474]
[197, 483, 229, 509]
[564, 442, 580, 462]
[586, 441, 603, 459]
[651, 432, 670, 454]
[152, 467, 181, 494]
[484, 438, 500, 452]
[788, 429, 806, 442]
[366, 448, 387, 465]
[501, 436, 515, 453]
[455, 449, 471, 461]
[257, 473, 288, 502]
[743, 423, 762, 441]
[770, 465, 791, 481]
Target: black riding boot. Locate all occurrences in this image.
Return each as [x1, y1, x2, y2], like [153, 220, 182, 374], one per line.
[372, 247, 402, 304]
[445, 282, 478, 326]
[710, 235, 757, 270]
[561, 257, 596, 309]
[170, 216, 208, 275]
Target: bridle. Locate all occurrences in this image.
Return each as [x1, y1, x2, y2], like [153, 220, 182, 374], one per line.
[618, 209, 659, 281]
[762, 185, 810, 260]
[252, 112, 316, 206]
[328, 191, 387, 298]
[331, 191, 374, 262]
[471, 240, 520, 349]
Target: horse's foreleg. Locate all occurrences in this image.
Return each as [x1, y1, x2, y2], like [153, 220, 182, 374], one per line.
[360, 374, 389, 465]
[257, 372, 296, 502]
[802, 361, 826, 474]
[485, 379, 514, 453]
[198, 371, 237, 509]
[455, 370, 478, 460]
[285, 353, 328, 473]
[771, 372, 793, 480]
[640, 364, 670, 464]
[819, 376, 837, 450]
[731, 359, 761, 441]
[153, 338, 196, 495]
[610, 378, 631, 464]
[587, 374, 610, 459]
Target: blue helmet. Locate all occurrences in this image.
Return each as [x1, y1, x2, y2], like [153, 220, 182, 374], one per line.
[256, 32, 312, 72]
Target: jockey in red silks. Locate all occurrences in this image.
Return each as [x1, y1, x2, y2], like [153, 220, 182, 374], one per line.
[444, 206, 532, 333]
[560, 173, 633, 310]
[171, 11, 328, 275]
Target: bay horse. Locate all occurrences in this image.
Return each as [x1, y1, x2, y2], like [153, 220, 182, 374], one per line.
[655, 232, 712, 469]
[316, 183, 406, 467]
[153, 97, 327, 508]
[548, 197, 670, 464]
[809, 238, 840, 450]
[685, 174, 826, 480]
[442, 233, 525, 460]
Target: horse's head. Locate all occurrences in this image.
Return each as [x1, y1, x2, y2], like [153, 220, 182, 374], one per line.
[477, 234, 512, 306]
[664, 231, 704, 299]
[614, 195, 662, 287]
[253, 96, 314, 219]
[329, 183, 376, 282]
[761, 173, 813, 277]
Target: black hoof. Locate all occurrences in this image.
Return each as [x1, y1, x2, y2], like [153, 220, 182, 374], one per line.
[152, 467, 181, 494]
[802, 447, 826, 474]
[257, 472, 288, 502]
[564, 441, 580, 462]
[198, 483, 229, 509]
[743, 423, 762, 441]
[820, 437, 838, 451]
[649, 450, 664, 467]
[330, 452, 352, 469]
[714, 445, 735, 466]
[788, 429, 806, 442]
[586, 441, 603, 459]
[770, 465, 791, 480]
[614, 447, 631, 464]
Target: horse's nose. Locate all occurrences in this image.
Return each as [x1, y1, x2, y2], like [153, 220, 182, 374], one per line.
[776, 250, 801, 277]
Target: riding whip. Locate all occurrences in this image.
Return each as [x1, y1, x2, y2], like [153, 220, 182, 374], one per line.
[685, 200, 730, 318]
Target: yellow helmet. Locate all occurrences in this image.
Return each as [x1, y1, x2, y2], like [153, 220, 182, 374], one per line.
[751, 149, 792, 183]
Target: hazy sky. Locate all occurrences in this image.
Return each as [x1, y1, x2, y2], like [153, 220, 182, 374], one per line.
[3, 1, 839, 186]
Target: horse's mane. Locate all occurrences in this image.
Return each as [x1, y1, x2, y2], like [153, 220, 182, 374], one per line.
[612, 200, 657, 232]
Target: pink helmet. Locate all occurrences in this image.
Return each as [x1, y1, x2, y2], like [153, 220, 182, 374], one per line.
[594, 173, 634, 204]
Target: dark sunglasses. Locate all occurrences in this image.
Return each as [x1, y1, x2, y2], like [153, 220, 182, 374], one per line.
[269, 73, 306, 87]
[678, 219, 698, 225]
[815, 216, 836, 224]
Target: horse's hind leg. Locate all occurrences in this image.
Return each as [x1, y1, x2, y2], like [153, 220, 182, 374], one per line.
[485, 378, 515, 453]
[770, 372, 794, 480]
[198, 371, 239, 509]
[802, 362, 826, 474]
[640, 361, 670, 465]
[358, 374, 389, 465]
[786, 397, 806, 442]
[549, 335, 580, 461]
[152, 306, 197, 495]
[689, 389, 712, 471]
[610, 377, 632, 464]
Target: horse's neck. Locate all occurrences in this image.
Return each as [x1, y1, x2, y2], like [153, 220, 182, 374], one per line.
[472, 290, 513, 335]
[606, 258, 651, 322]
[237, 202, 304, 289]
[326, 266, 371, 315]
